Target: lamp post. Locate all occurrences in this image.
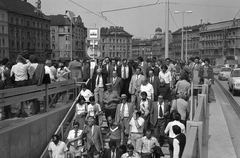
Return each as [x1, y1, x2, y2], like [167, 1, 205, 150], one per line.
[185, 29, 192, 62]
[174, 10, 192, 61]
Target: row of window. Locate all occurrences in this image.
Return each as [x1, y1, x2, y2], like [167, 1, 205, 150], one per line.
[101, 52, 130, 58]
[10, 41, 49, 50]
[200, 31, 237, 41]
[0, 38, 6, 47]
[10, 27, 49, 40]
[102, 38, 131, 43]
[0, 25, 5, 34]
[10, 15, 49, 29]
[201, 39, 236, 48]
[0, 49, 6, 57]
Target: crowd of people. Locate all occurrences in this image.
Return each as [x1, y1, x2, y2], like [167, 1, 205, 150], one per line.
[46, 56, 214, 158]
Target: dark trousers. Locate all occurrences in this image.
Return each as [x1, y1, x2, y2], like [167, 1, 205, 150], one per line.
[14, 80, 29, 117]
[168, 137, 174, 158]
[141, 153, 153, 158]
[121, 79, 131, 100]
[87, 145, 99, 158]
[154, 118, 166, 144]
[105, 108, 116, 126]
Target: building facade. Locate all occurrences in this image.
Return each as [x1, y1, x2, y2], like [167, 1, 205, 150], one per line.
[99, 26, 132, 59]
[172, 24, 203, 61]
[1, 0, 51, 62]
[132, 38, 152, 60]
[0, 7, 8, 61]
[49, 15, 86, 61]
[199, 19, 240, 65]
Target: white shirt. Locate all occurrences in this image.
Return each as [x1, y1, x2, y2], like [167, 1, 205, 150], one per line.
[129, 117, 145, 133]
[158, 102, 165, 119]
[140, 83, 153, 100]
[120, 103, 129, 117]
[45, 65, 55, 80]
[76, 103, 87, 115]
[28, 63, 38, 79]
[80, 89, 93, 102]
[67, 129, 83, 146]
[121, 152, 140, 158]
[48, 141, 68, 158]
[87, 103, 101, 117]
[121, 65, 129, 79]
[164, 120, 185, 138]
[159, 71, 172, 84]
[140, 100, 149, 115]
[11, 60, 31, 81]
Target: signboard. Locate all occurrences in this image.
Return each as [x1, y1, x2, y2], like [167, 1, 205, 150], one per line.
[87, 28, 100, 40]
[86, 47, 100, 58]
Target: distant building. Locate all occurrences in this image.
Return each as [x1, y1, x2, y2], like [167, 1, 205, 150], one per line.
[132, 38, 152, 60]
[48, 14, 86, 61]
[0, 6, 9, 61]
[99, 26, 132, 59]
[1, 0, 51, 62]
[172, 24, 204, 61]
[199, 19, 240, 65]
[151, 27, 172, 60]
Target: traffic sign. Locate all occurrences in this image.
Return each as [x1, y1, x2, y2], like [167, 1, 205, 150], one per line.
[86, 47, 100, 58]
[87, 28, 100, 40]
[90, 40, 99, 45]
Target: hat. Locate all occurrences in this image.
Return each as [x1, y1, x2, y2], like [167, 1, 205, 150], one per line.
[121, 94, 127, 99]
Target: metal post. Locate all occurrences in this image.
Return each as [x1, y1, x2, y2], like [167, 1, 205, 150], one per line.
[186, 30, 188, 62]
[181, 13, 184, 60]
[93, 40, 95, 60]
[115, 32, 116, 57]
[165, 0, 169, 58]
[70, 21, 73, 61]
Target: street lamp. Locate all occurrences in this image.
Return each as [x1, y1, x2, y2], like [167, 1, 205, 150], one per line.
[184, 29, 192, 62]
[174, 10, 192, 61]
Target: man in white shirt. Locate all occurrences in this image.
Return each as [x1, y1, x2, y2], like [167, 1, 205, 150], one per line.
[67, 122, 83, 158]
[48, 134, 68, 158]
[165, 113, 185, 158]
[159, 64, 172, 88]
[129, 111, 145, 150]
[140, 78, 154, 101]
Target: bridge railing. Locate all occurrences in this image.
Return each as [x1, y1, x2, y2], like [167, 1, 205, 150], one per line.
[182, 82, 209, 158]
[0, 79, 78, 116]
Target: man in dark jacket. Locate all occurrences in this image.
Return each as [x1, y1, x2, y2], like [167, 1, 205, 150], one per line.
[103, 140, 123, 158]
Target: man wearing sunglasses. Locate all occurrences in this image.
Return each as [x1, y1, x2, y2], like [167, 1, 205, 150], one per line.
[121, 144, 140, 158]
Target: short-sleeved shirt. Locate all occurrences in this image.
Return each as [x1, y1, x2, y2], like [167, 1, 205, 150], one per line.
[164, 120, 185, 138]
[129, 117, 145, 133]
[67, 129, 83, 146]
[48, 141, 68, 158]
[140, 83, 154, 100]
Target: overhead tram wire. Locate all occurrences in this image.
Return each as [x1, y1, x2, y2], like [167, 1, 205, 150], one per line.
[169, 9, 179, 29]
[100, 0, 161, 19]
[234, 9, 240, 19]
[69, 0, 117, 26]
[177, 2, 240, 9]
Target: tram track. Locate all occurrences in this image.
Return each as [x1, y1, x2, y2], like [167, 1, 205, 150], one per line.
[215, 79, 240, 118]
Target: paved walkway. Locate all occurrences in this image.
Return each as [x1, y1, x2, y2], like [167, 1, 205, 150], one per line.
[206, 85, 237, 158]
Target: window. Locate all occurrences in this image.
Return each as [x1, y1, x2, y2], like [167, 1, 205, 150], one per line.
[2, 26, 4, 33]
[27, 21, 30, 27]
[3, 50, 5, 57]
[16, 18, 19, 25]
[52, 44, 55, 49]
[22, 42, 24, 49]
[52, 36, 55, 41]
[2, 38, 4, 46]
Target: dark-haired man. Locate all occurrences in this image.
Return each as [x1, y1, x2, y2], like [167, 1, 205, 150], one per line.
[137, 129, 161, 158]
[48, 134, 68, 158]
[121, 144, 140, 158]
[146, 59, 160, 78]
[104, 139, 124, 158]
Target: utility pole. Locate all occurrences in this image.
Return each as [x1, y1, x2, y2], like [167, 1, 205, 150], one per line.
[165, 0, 169, 59]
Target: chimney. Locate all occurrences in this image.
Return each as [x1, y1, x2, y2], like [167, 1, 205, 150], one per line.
[200, 19, 202, 25]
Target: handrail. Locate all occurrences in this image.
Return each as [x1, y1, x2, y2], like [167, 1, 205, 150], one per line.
[182, 83, 209, 158]
[39, 79, 89, 158]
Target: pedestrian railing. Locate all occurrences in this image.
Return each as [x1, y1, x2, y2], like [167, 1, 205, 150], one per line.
[0, 79, 77, 116]
[183, 83, 209, 158]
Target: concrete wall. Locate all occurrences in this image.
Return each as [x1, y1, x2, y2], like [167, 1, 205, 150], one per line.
[0, 104, 71, 158]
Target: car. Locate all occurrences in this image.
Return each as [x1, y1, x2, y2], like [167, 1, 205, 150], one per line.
[218, 67, 231, 80]
[228, 68, 240, 96]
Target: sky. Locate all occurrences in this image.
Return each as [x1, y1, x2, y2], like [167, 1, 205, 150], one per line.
[28, 0, 240, 38]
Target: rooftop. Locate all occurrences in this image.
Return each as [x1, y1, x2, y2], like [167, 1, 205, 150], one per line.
[172, 24, 208, 34]
[100, 26, 132, 37]
[48, 14, 70, 26]
[0, 0, 48, 20]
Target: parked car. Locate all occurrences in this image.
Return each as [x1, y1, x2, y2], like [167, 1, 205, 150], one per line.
[228, 68, 240, 96]
[218, 67, 231, 80]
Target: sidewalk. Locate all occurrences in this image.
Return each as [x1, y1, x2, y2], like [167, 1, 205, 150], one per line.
[205, 85, 237, 158]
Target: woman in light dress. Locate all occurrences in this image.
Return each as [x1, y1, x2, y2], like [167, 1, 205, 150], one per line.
[86, 96, 103, 125]
[74, 96, 87, 130]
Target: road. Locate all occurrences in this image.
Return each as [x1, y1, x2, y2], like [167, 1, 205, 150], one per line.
[214, 76, 240, 158]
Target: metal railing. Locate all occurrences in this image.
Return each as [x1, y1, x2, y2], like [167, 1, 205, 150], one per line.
[182, 82, 209, 158]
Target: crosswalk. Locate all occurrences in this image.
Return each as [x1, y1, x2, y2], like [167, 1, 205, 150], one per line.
[100, 115, 170, 158]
